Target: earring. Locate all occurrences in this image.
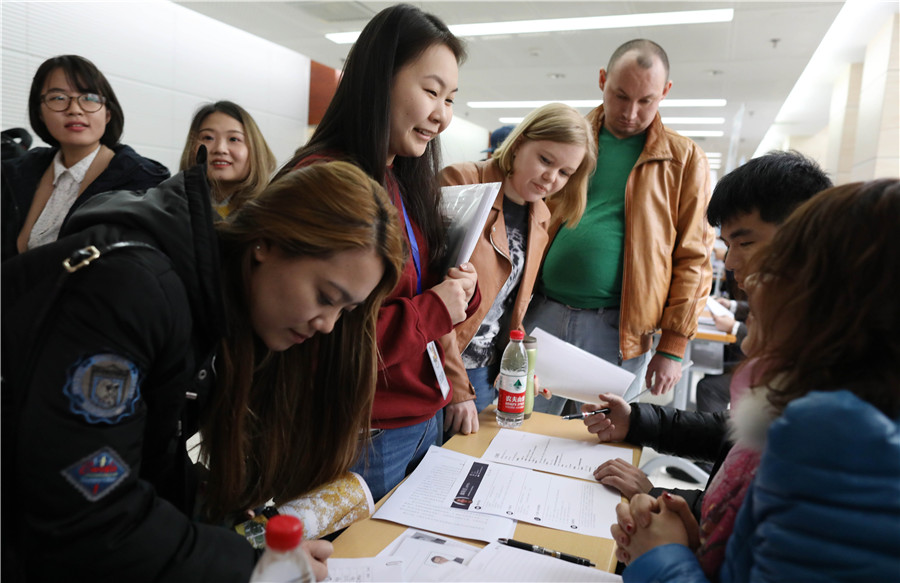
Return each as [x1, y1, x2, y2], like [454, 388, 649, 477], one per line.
[255, 245, 261, 250]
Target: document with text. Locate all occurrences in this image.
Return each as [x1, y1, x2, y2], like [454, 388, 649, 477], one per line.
[447, 457, 620, 538]
[482, 429, 631, 481]
[373, 447, 516, 543]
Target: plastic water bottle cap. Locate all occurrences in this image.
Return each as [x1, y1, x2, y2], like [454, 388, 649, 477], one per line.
[509, 330, 525, 341]
[265, 515, 304, 551]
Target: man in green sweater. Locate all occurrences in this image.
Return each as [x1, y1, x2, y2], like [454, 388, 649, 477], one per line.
[525, 39, 714, 411]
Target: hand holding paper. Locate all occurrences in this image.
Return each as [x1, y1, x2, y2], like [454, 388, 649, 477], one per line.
[528, 328, 635, 403]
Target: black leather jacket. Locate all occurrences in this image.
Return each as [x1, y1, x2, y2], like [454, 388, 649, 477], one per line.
[626, 403, 732, 519]
[2, 163, 255, 582]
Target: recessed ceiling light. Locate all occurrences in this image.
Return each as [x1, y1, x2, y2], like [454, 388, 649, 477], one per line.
[499, 117, 525, 124]
[467, 99, 726, 108]
[662, 117, 725, 125]
[327, 9, 734, 44]
[678, 130, 725, 137]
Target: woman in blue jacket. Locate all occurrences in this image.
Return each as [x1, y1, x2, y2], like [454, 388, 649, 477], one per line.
[2, 54, 169, 261]
[613, 178, 900, 582]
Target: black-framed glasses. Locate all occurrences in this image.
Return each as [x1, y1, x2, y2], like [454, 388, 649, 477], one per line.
[41, 91, 107, 113]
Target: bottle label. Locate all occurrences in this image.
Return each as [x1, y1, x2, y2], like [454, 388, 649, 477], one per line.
[497, 372, 527, 413]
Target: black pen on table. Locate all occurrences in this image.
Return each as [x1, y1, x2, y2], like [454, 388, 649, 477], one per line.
[498, 538, 596, 567]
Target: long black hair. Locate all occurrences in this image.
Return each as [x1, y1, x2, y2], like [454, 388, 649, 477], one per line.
[276, 4, 466, 264]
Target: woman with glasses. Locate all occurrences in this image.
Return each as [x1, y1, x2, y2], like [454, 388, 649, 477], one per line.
[2, 54, 169, 261]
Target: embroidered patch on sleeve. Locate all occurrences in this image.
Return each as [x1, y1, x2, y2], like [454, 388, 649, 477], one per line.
[64, 353, 141, 424]
[61, 447, 131, 502]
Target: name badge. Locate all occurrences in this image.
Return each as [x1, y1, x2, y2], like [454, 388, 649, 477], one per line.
[426, 340, 451, 399]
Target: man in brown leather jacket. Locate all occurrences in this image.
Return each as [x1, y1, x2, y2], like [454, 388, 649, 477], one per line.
[526, 39, 714, 411]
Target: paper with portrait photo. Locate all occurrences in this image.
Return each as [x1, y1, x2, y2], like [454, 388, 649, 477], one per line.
[529, 328, 634, 402]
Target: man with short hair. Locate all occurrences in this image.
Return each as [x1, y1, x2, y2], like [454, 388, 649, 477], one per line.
[526, 39, 714, 408]
[585, 150, 833, 516]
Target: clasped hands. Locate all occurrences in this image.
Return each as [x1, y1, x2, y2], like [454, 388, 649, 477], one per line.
[610, 491, 699, 566]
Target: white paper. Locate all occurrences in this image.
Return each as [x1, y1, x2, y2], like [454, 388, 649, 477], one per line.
[373, 446, 516, 543]
[441, 182, 501, 270]
[459, 543, 622, 582]
[378, 528, 483, 559]
[389, 537, 479, 582]
[482, 429, 631, 481]
[324, 558, 406, 582]
[447, 458, 620, 538]
[529, 328, 635, 402]
[706, 296, 732, 319]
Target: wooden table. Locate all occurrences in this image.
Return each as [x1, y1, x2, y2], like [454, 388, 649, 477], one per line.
[332, 407, 641, 573]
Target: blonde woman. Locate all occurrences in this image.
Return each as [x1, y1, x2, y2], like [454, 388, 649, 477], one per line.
[441, 102, 597, 434]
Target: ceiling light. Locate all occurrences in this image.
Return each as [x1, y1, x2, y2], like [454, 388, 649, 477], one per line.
[678, 130, 725, 137]
[467, 99, 726, 109]
[499, 117, 525, 124]
[705, 152, 723, 158]
[661, 117, 725, 125]
[327, 9, 734, 44]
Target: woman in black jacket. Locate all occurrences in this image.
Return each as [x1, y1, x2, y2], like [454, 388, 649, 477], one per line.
[2, 54, 169, 261]
[2, 160, 405, 581]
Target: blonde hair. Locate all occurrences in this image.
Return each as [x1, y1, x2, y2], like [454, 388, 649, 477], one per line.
[493, 102, 596, 226]
[179, 101, 277, 212]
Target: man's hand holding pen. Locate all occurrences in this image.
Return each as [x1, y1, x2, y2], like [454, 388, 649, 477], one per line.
[581, 392, 632, 443]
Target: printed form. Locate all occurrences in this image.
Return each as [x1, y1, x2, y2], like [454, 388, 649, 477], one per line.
[447, 458, 620, 538]
[482, 429, 631, 481]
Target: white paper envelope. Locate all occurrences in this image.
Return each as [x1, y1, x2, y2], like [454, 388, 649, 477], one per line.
[529, 328, 634, 402]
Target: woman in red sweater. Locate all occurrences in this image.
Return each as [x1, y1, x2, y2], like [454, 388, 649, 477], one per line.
[275, 4, 480, 502]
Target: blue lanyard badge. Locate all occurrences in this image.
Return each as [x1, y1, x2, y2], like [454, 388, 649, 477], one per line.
[397, 196, 422, 295]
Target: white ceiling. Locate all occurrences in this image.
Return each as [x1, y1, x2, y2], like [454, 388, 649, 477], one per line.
[175, 1, 856, 166]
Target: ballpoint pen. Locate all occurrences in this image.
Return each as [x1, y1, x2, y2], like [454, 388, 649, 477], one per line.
[561, 408, 610, 420]
[498, 538, 595, 567]
[562, 386, 656, 420]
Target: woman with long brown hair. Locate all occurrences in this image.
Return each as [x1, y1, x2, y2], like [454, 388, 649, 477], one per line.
[179, 100, 276, 216]
[2, 160, 405, 581]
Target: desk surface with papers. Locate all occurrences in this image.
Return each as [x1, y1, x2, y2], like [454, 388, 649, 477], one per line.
[332, 407, 641, 576]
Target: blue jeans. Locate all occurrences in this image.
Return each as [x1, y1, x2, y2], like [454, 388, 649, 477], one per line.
[351, 414, 441, 502]
[523, 294, 650, 414]
[467, 365, 498, 413]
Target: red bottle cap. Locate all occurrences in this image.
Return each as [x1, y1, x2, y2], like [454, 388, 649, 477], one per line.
[265, 515, 304, 551]
[510, 330, 525, 341]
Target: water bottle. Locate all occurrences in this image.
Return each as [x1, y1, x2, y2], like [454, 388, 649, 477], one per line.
[249, 515, 316, 583]
[496, 330, 528, 428]
[523, 335, 538, 419]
